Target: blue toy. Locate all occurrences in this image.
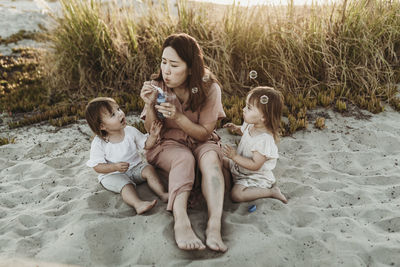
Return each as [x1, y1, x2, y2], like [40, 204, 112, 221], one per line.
[248, 204, 256, 213]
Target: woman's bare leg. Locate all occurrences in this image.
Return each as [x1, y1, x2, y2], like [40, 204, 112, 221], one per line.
[173, 191, 205, 250]
[231, 184, 288, 203]
[199, 151, 228, 252]
[120, 184, 157, 215]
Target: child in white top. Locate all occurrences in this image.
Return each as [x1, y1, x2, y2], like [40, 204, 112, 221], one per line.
[85, 97, 168, 215]
[222, 87, 287, 203]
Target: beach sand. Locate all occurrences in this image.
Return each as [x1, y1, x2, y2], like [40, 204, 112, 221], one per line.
[0, 107, 399, 266]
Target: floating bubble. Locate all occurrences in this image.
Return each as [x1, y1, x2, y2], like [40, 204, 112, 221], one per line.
[202, 74, 210, 82]
[260, 95, 269, 104]
[191, 87, 198, 94]
[249, 70, 258, 79]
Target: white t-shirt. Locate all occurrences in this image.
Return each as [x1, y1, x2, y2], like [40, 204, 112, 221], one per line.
[230, 122, 279, 189]
[86, 126, 148, 182]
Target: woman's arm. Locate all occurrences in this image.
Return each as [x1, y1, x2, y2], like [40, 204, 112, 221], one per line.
[223, 145, 267, 171]
[174, 113, 215, 142]
[140, 81, 158, 132]
[155, 83, 224, 142]
[155, 102, 217, 142]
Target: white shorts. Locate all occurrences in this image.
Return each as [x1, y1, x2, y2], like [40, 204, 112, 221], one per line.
[100, 162, 149, 193]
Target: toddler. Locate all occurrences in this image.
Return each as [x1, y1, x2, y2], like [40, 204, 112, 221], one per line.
[85, 97, 168, 214]
[223, 87, 288, 203]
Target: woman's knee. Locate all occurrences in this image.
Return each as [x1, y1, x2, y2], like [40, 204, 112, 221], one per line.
[172, 150, 196, 167]
[168, 151, 196, 186]
[199, 151, 221, 170]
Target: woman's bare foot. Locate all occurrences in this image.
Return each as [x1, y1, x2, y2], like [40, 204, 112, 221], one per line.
[270, 186, 288, 204]
[159, 193, 169, 203]
[205, 219, 227, 252]
[135, 199, 157, 215]
[174, 218, 205, 250]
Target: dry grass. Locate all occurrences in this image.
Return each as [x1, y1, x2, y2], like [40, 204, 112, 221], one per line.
[1, 0, 399, 134]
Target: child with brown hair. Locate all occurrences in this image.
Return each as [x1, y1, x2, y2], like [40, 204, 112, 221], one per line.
[223, 87, 288, 204]
[85, 97, 168, 215]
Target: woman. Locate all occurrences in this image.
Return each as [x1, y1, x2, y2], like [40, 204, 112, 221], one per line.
[140, 33, 227, 252]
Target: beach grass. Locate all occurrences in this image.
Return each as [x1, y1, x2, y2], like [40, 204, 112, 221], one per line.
[1, 0, 399, 134]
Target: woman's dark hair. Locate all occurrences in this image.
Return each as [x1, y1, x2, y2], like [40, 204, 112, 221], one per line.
[85, 97, 117, 141]
[152, 33, 218, 112]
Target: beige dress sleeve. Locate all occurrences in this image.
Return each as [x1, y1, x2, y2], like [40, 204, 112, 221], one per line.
[198, 83, 226, 125]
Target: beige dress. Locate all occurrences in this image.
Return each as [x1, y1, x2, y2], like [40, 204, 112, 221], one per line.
[229, 123, 279, 189]
[141, 81, 226, 210]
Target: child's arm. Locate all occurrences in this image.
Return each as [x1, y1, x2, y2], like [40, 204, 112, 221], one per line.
[93, 162, 129, 174]
[223, 123, 243, 136]
[144, 120, 162, 149]
[223, 144, 267, 171]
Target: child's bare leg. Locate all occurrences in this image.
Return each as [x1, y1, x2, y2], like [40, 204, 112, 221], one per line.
[121, 184, 157, 214]
[222, 158, 232, 193]
[141, 165, 168, 202]
[231, 184, 287, 203]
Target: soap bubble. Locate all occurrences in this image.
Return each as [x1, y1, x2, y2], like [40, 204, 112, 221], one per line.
[260, 95, 269, 104]
[191, 87, 198, 94]
[202, 74, 210, 82]
[249, 70, 258, 79]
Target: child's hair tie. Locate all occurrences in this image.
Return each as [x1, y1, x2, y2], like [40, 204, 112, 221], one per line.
[260, 95, 269, 104]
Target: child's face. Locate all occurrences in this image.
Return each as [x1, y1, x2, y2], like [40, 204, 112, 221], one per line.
[243, 95, 265, 125]
[100, 104, 126, 134]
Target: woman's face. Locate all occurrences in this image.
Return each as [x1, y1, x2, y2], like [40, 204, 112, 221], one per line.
[161, 46, 190, 89]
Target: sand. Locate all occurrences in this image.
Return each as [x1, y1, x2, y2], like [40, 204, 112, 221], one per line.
[0, 106, 399, 267]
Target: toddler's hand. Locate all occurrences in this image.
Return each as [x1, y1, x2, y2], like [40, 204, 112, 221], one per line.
[114, 162, 129, 173]
[223, 144, 237, 160]
[223, 122, 235, 129]
[150, 120, 162, 137]
[223, 123, 238, 133]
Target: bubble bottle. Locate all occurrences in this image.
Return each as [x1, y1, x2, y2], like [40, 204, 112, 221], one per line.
[151, 83, 166, 119]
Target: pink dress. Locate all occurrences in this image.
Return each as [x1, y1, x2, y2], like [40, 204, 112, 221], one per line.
[141, 82, 226, 210]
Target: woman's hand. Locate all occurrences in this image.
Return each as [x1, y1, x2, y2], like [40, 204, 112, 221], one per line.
[223, 144, 237, 160]
[140, 81, 158, 105]
[155, 102, 180, 120]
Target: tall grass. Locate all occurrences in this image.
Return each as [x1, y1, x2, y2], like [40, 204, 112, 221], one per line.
[27, 0, 400, 131]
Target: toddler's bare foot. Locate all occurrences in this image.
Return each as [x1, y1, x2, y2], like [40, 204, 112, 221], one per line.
[159, 193, 169, 203]
[206, 219, 227, 252]
[135, 199, 157, 215]
[270, 186, 288, 204]
[174, 219, 205, 250]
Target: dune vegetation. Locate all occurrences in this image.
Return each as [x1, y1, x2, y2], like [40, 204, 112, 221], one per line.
[1, 0, 399, 134]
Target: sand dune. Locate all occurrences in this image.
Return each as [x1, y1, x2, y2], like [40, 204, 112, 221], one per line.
[0, 107, 399, 266]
